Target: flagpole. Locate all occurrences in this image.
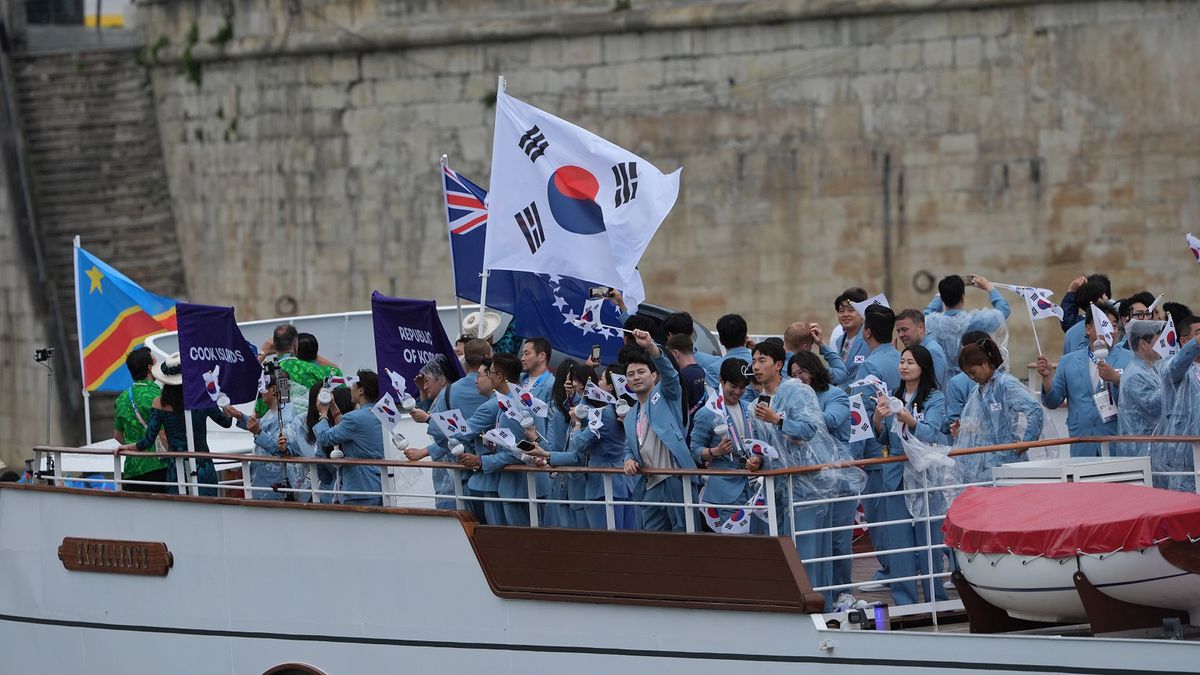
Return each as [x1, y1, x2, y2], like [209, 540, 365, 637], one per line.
[474, 76, 506, 341]
[440, 153, 465, 335]
[1026, 297, 1043, 356]
[73, 236, 92, 444]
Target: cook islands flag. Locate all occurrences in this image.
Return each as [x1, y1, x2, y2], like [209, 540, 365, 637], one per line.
[75, 244, 179, 391]
[484, 82, 681, 313]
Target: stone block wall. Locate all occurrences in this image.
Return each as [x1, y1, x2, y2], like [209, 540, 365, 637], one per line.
[138, 0, 1200, 369]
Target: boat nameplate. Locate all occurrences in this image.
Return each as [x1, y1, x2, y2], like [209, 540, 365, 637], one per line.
[57, 537, 173, 576]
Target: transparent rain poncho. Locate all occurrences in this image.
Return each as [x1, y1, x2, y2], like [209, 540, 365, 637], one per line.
[752, 379, 866, 501]
[1115, 353, 1165, 458]
[926, 307, 1011, 378]
[1152, 338, 1200, 492]
[954, 371, 1042, 484]
[891, 419, 959, 519]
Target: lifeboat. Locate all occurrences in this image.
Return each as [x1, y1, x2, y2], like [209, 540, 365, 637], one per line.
[944, 483, 1200, 627]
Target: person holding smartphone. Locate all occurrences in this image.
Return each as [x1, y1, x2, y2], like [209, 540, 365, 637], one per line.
[689, 359, 761, 532]
[923, 274, 1011, 381]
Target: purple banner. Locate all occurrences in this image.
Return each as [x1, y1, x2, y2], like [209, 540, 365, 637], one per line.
[178, 302, 263, 410]
[371, 291, 464, 402]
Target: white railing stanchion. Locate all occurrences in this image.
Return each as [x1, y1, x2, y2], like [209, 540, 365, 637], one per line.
[765, 475, 778, 537]
[1100, 441, 1111, 458]
[241, 460, 252, 499]
[527, 472, 539, 527]
[922, 475, 938, 630]
[787, 478, 797, 541]
[174, 457, 186, 495]
[1193, 442, 1200, 494]
[33, 449, 42, 484]
[309, 465, 319, 502]
[603, 473, 616, 531]
[113, 452, 123, 492]
[682, 475, 695, 533]
[452, 469, 466, 511]
[52, 450, 63, 487]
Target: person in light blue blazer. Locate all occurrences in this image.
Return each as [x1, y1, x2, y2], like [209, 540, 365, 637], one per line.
[408, 340, 494, 513]
[519, 337, 556, 403]
[832, 287, 870, 384]
[450, 353, 551, 526]
[704, 314, 755, 402]
[896, 309, 949, 392]
[954, 338, 1043, 483]
[924, 275, 1011, 380]
[622, 329, 700, 532]
[537, 372, 635, 530]
[541, 359, 595, 528]
[689, 359, 761, 531]
[1115, 320, 1166, 458]
[1038, 303, 1131, 457]
[223, 375, 309, 502]
[314, 370, 385, 506]
[872, 345, 950, 605]
[788, 350, 857, 593]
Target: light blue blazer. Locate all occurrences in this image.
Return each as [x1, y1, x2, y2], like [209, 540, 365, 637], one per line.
[833, 332, 869, 384]
[689, 404, 754, 506]
[1041, 346, 1131, 456]
[849, 344, 901, 461]
[623, 351, 698, 498]
[314, 403, 384, 500]
[878, 390, 947, 492]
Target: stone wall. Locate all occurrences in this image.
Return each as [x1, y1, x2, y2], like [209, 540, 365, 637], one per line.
[138, 0, 1200, 368]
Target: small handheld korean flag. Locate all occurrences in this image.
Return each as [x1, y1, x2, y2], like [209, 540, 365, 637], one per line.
[586, 407, 605, 432]
[512, 383, 550, 418]
[577, 297, 606, 331]
[483, 428, 519, 452]
[372, 393, 402, 430]
[431, 409, 472, 438]
[584, 381, 618, 405]
[745, 439, 779, 461]
[484, 84, 681, 313]
[850, 293, 890, 318]
[495, 392, 527, 423]
[1090, 303, 1116, 347]
[747, 479, 770, 523]
[1019, 287, 1064, 321]
[1187, 233, 1200, 264]
[704, 387, 725, 415]
[610, 373, 635, 400]
[848, 394, 874, 443]
[848, 374, 888, 398]
[1154, 314, 1180, 360]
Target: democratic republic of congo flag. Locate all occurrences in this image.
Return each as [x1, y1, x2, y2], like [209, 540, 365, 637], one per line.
[76, 245, 178, 391]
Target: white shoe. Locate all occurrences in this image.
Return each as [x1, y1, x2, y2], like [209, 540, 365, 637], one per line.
[943, 580, 956, 590]
[858, 582, 887, 592]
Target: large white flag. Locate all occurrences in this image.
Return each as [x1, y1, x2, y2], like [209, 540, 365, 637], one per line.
[484, 84, 681, 312]
[1187, 233, 1200, 265]
[1018, 286, 1063, 322]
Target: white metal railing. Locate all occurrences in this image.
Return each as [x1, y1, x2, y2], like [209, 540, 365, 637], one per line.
[23, 436, 1200, 630]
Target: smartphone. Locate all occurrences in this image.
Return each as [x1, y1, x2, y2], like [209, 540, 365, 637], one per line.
[516, 439, 536, 452]
[756, 394, 771, 406]
[588, 286, 611, 299]
[960, 274, 975, 285]
[591, 345, 602, 362]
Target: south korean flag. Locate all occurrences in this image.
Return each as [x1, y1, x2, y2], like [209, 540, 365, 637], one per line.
[848, 394, 874, 443]
[484, 81, 682, 313]
[431, 409, 472, 438]
[371, 393, 403, 431]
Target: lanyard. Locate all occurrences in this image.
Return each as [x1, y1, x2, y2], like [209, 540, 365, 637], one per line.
[724, 401, 754, 453]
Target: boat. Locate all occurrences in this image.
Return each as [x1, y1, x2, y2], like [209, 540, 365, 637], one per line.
[946, 482, 1200, 630]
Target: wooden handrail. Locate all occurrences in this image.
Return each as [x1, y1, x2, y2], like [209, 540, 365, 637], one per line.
[31, 435, 1200, 479]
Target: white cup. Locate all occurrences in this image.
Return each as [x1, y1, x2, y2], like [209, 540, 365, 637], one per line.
[330, 447, 344, 459]
[520, 416, 535, 430]
[449, 442, 465, 457]
[573, 404, 590, 420]
[399, 395, 417, 412]
[615, 402, 631, 417]
[216, 393, 230, 408]
[888, 397, 904, 414]
[317, 389, 332, 405]
[713, 423, 728, 437]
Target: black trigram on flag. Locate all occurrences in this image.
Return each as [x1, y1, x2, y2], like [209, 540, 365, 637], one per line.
[514, 202, 546, 254]
[612, 161, 638, 208]
[517, 125, 549, 163]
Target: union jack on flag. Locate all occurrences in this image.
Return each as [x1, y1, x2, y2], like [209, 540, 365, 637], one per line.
[444, 165, 489, 235]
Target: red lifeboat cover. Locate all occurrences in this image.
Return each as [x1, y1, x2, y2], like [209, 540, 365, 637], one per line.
[943, 484, 1200, 557]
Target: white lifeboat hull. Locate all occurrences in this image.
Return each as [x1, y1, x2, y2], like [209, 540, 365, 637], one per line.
[954, 547, 1200, 624]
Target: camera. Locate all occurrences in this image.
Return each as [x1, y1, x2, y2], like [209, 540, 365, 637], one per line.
[34, 347, 54, 362]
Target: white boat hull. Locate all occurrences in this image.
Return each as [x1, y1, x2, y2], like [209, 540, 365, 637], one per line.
[3, 486, 1199, 674]
[955, 548, 1200, 624]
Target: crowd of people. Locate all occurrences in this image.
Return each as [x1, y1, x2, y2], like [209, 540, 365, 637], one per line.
[109, 273, 1200, 609]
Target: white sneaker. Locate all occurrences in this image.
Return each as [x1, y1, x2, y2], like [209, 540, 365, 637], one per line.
[943, 580, 956, 590]
[858, 582, 887, 592]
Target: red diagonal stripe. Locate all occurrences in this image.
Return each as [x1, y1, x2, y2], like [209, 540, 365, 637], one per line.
[451, 213, 488, 234]
[83, 310, 175, 387]
[446, 194, 485, 209]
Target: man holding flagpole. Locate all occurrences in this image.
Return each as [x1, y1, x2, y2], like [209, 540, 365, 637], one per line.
[481, 78, 681, 321]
